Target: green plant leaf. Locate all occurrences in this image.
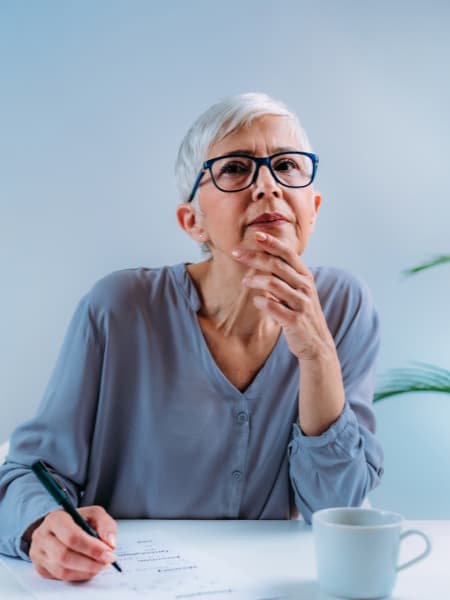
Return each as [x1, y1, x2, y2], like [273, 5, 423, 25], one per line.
[402, 254, 450, 276]
[374, 362, 450, 402]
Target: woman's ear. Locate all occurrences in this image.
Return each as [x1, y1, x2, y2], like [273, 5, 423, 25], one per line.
[309, 191, 322, 231]
[176, 203, 208, 243]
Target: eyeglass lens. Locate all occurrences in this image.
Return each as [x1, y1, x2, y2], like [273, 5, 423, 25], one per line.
[211, 153, 314, 191]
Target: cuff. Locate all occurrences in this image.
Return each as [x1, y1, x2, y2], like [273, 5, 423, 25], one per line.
[289, 402, 357, 452]
[15, 500, 60, 561]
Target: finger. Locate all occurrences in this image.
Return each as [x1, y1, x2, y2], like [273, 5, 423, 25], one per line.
[253, 231, 310, 274]
[236, 248, 313, 293]
[41, 560, 106, 582]
[33, 563, 58, 580]
[40, 529, 111, 578]
[242, 273, 310, 311]
[30, 517, 111, 582]
[78, 505, 118, 549]
[45, 510, 115, 564]
[253, 295, 298, 327]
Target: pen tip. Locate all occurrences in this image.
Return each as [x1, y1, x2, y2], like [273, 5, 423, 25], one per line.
[113, 561, 122, 573]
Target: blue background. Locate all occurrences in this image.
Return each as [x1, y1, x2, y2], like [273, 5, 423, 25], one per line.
[1, 0, 449, 517]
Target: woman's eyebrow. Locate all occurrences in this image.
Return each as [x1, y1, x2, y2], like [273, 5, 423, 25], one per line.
[220, 149, 255, 156]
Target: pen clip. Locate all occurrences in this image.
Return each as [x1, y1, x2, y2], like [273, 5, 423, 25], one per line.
[31, 460, 70, 502]
[35, 460, 66, 488]
[34, 460, 52, 476]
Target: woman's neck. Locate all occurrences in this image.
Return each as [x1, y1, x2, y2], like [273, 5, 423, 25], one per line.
[187, 258, 280, 340]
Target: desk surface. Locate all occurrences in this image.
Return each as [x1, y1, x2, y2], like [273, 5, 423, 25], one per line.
[1, 519, 449, 599]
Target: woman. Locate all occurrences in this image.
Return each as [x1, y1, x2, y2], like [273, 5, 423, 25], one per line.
[0, 93, 383, 581]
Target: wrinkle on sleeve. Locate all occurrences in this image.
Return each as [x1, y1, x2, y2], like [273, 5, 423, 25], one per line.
[0, 295, 103, 559]
[288, 272, 384, 523]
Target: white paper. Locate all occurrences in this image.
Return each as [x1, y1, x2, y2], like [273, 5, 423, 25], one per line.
[1, 528, 284, 600]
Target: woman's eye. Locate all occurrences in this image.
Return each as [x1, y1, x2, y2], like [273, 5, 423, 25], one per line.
[220, 161, 251, 175]
[274, 159, 297, 172]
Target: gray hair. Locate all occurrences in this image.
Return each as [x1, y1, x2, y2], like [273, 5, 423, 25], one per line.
[175, 92, 313, 206]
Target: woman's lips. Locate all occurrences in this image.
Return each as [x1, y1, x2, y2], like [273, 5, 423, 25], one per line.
[248, 213, 290, 228]
[248, 219, 289, 228]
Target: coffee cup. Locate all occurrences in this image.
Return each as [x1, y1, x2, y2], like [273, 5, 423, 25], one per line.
[312, 507, 431, 599]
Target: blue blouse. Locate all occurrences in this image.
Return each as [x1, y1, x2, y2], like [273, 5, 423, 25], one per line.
[0, 263, 384, 559]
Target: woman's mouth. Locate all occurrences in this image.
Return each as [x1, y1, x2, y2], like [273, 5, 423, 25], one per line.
[248, 212, 290, 228]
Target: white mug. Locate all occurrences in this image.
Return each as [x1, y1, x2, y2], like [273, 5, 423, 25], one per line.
[312, 507, 431, 599]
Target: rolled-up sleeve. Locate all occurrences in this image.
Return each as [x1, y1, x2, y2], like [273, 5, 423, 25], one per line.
[288, 271, 384, 523]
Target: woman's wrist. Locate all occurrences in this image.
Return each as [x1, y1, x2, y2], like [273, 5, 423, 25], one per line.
[21, 515, 47, 556]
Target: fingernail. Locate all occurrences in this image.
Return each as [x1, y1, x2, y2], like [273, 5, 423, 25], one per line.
[232, 249, 242, 257]
[107, 533, 116, 548]
[102, 551, 116, 563]
[255, 232, 267, 241]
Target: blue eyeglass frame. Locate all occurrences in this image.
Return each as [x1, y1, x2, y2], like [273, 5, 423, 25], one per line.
[187, 151, 319, 203]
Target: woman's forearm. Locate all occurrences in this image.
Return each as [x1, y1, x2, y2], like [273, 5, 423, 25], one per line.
[298, 348, 345, 436]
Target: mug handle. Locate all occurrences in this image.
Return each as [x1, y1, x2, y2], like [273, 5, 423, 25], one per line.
[396, 529, 432, 571]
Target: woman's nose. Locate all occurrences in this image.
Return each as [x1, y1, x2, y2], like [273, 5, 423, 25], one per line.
[251, 164, 281, 201]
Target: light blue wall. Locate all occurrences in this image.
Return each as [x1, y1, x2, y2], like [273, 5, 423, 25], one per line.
[1, 1, 449, 517]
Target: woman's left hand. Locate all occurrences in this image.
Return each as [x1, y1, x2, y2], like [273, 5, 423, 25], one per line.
[232, 231, 335, 362]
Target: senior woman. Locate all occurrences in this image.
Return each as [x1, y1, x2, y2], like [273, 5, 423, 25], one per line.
[0, 92, 383, 581]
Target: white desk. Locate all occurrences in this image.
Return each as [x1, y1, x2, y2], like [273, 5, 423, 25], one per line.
[0, 519, 448, 599]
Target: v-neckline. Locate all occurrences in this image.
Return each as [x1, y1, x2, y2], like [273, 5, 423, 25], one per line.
[195, 316, 284, 397]
[172, 262, 286, 398]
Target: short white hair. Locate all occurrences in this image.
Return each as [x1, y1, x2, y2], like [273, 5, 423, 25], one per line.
[174, 92, 313, 205]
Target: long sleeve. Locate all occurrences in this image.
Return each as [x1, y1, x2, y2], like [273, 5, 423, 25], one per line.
[0, 296, 103, 559]
[288, 270, 384, 523]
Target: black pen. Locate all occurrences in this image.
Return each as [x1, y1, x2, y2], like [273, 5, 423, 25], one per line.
[31, 460, 122, 573]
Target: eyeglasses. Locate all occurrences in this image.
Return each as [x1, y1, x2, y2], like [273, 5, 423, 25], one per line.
[187, 151, 319, 202]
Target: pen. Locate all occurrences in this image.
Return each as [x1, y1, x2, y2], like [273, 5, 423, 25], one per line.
[31, 460, 122, 573]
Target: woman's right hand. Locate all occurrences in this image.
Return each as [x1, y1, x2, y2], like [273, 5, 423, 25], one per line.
[28, 506, 117, 581]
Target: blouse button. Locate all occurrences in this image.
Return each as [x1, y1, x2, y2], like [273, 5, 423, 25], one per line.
[236, 412, 249, 425]
[232, 470, 242, 481]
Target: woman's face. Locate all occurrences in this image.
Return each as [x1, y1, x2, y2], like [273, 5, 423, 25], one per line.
[196, 115, 321, 258]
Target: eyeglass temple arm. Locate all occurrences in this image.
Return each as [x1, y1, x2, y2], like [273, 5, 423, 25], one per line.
[187, 168, 206, 203]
